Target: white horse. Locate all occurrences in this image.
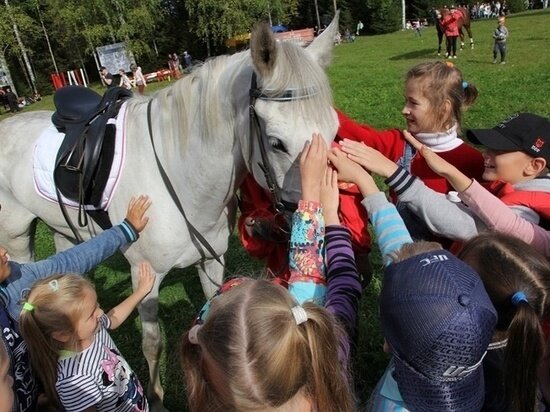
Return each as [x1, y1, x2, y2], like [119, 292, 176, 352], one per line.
[0, 15, 339, 411]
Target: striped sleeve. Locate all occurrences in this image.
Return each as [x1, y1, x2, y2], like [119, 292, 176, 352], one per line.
[385, 166, 416, 196]
[361, 192, 412, 266]
[57, 374, 102, 411]
[325, 226, 362, 344]
[118, 219, 139, 242]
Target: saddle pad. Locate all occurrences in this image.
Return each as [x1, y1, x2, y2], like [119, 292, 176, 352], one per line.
[33, 102, 128, 210]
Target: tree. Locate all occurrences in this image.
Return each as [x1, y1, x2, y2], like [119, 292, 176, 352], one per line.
[184, 0, 298, 55]
[363, 0, 401, 34]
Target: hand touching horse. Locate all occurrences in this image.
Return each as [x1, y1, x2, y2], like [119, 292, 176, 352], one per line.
[0, 14, 341, 411]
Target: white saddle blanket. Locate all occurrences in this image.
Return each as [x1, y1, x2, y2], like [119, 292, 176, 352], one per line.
[33, 102, 128, 210]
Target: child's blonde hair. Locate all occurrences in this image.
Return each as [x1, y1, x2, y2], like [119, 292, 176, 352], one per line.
[180, 279, 355, 412]
[19, 274, 95, 410]
[405, 61, 478, 132]
[459, 233, 550, 412]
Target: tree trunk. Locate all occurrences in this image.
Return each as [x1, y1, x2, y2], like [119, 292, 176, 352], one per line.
[37, 3, 59, 74]
[402, 0, 406, 29]
[5, 0, 38, 94]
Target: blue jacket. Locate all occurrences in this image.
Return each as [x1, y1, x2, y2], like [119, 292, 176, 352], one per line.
[0, 221, 137, 412]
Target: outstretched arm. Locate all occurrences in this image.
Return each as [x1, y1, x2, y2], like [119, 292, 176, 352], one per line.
[18, 196, 150, 280]
[107, 261, 155, 329]
[288, 134, 327, 305]
[402, 131, 550, 254]
[328, 148, 412, 265]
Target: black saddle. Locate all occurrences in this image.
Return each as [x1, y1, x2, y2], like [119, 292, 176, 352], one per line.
[51, 85, 132, 236]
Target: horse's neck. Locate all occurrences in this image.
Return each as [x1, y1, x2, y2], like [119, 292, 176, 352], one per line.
[131, 62, 251, 215]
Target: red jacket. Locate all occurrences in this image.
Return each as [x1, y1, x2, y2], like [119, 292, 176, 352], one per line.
[238, 111, 484, 281]
[440, 11, 460, 37]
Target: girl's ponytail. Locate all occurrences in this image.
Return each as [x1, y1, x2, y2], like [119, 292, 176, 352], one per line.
[302, 302, 355, 412]
[504, 301, 544, 412]
[20, 307, 63, 410]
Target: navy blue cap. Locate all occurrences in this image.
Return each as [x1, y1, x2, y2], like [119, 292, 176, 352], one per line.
[381, 250, 497, 412]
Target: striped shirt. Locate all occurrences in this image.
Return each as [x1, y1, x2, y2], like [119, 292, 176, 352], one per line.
[56, 315, 148, 412]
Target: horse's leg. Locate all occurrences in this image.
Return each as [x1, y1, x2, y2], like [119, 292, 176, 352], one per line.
[196, 257, 225, 299]
[459, 28, 465, 49]
[437, 30, 443, 55]
[53, 231, 77, 253]
[0, 192, 37, 262]
[134, 266, 168, 412]
[466, 25, 474, 48]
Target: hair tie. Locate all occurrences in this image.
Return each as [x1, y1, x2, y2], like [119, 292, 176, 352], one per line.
[291, 305, 308, 325]
[48, 279, 59, 292]
[188, 324, 202, 345]
[511, 291, 528, 306]
[462, 81, 469, 90]
[22, 302, 34, 312]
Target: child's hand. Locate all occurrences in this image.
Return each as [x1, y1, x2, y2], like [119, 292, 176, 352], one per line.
[299, 133, 328, 202]
[402, 130, 454, 177]
[136, 261, 156, 296]
[320, 168, 340, 225]
[327, 148, 379, 196]
[339, 139, 399, 178]
[125, 195, 152, 233]
[402, 130, 473, 192]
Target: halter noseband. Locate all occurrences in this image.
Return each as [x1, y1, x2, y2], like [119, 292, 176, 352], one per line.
[249, 72, 317, 214]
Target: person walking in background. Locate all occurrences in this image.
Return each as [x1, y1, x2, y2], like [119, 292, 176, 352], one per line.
[183, 51, 192, 70]
[130, 63, 147, 95]
[440, 6, 460, 58]
[356, 20, 364, 36]
[118, 69, 133, 90]
[493, 16, 508, 64]
[100, 66, 114, 88]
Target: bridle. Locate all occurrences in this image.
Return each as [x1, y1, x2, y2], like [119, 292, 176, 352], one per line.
[146, 72, 320, 272]
[248, 72, 318, 215]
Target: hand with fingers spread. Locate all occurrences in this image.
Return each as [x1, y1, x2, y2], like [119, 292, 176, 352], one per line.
[125, 195, 152, 233]
[299, 133, 328, 202]
[339, 139, 399, 178]
[136, 261, 156, 297]
[327, 148, 379, 197]
[320, 168, 341, 225]
[402, 130, 473, 192]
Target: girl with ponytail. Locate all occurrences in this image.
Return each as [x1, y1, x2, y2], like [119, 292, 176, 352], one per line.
[180, 134, 362, 411]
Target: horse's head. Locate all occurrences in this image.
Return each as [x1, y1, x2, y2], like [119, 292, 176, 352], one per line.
[247, 13, 339, 208]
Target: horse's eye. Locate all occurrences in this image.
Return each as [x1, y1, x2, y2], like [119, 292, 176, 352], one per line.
[268, 138, 287, 154]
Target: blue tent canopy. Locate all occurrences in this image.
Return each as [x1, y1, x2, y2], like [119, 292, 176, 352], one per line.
[271, 25, 288, 33]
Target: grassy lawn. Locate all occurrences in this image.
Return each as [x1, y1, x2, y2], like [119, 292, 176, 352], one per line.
[4, 9, 550, 410]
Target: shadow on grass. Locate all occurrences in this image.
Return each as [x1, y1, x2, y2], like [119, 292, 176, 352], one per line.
[389, 48, 439, 61]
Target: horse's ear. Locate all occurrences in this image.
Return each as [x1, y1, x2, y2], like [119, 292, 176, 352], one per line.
[307, 10, 340, 68]
[250, 22, 278, 78]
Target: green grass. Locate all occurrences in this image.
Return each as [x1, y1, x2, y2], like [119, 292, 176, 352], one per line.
[10, 9, 550, 410]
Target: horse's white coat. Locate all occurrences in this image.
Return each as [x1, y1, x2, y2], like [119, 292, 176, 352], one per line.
[0, 14, 339, 411]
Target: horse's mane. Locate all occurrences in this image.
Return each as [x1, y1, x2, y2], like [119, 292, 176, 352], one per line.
[126, 40, 333, 149]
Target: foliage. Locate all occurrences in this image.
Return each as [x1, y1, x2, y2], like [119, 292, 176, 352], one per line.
[363, 0, 402, 33]
[507, 0, 529, 12]
[184, 0, 299, 45]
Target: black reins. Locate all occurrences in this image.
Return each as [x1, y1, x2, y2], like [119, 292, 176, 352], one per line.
[147, 72, 313, 272]
[146, 99, 226, 277]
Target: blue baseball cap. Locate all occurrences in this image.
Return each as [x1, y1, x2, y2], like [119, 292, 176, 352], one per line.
[380, 250, 497, 412]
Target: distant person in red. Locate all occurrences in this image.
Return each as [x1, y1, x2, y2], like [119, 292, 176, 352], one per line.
[238, 61, 484, 284]
[439, 6, 461, 58]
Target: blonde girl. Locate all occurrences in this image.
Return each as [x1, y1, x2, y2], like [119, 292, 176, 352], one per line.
[20, 266, 155, 412]
[336, 61, 483, 244]
[180, 134, 361, 412]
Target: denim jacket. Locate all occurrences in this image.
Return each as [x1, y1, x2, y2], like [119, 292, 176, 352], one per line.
[0, 220, 137, 321]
